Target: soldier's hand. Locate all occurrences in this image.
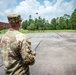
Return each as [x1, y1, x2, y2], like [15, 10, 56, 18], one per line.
[32, 51, 36, 56]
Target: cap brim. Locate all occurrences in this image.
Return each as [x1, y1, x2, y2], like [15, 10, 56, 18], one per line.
[19, 18, 23, 21]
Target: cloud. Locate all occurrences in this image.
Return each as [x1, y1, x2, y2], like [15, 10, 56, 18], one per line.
[0, 0, 17, 22]
[13, 0, 40, 20]
[53, 0, 76, 16]
[14, 0, 75, 21]
[0, 0, 76, 22]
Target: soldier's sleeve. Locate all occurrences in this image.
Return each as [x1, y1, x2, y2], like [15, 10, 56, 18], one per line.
[20, 39, 35, 65]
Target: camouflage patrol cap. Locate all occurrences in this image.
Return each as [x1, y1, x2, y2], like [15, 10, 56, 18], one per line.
[7, 14, 22, 23]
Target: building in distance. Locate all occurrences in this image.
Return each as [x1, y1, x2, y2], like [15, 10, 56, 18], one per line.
[0, 22, 10, 30]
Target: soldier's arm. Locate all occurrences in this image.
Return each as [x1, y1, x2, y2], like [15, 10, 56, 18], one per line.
[20, 39, 35, 65]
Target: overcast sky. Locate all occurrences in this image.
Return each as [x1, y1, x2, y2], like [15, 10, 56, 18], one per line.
[0, 0, 76, 22]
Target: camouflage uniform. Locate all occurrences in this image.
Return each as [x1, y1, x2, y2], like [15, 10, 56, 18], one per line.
[0, 14, 35, 75]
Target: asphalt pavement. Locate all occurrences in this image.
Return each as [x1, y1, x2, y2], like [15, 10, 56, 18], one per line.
[0, 32, 76, 75]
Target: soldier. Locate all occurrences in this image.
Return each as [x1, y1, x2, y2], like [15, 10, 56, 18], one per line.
[0, 14, 36, 75]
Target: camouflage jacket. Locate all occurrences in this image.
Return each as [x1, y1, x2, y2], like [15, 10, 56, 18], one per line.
[0, 29, 35, 75]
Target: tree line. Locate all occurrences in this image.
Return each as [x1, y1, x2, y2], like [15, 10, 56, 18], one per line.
[21, 9, 76, 30]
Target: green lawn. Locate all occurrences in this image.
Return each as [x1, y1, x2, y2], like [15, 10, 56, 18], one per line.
[0, 29, 7, 34]
[20, 29, 76, 33]
[0, 29, 76, 34]
[43, 30, 76, 32]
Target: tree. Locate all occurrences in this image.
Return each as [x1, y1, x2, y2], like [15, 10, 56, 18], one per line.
[50, 18, 57, 30]
[63, 14, 70, 20]
[58, 17, 66, 29]
[21, 9, 76, 30]
[63, 14, 70, 29]
[56, 17, 59, 29]
[37, 16, 45, 30]
[21, 20, 28, 29]
[70, 9, 76, 29]
[45, 20, 51, 30]
[27, 23, 36, 31]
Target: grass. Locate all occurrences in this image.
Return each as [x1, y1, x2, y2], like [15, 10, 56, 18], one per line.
[43, 30, 76, 32]
[19, 29, 76, 33]
[0, 29, 7, 34]
[0, 29, 76, 34]
[19, 29, 28, 33]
